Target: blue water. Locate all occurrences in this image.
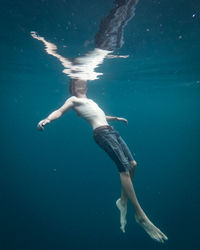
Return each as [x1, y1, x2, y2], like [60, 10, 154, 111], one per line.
[1, 0, 200, 249]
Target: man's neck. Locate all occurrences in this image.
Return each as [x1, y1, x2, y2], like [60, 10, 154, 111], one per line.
[76, 94, 87, 98]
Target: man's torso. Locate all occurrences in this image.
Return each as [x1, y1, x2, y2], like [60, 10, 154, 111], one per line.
[71, 96, 109, 129]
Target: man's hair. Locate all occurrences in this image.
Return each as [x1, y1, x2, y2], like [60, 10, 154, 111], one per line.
[69, 79, 87, 96]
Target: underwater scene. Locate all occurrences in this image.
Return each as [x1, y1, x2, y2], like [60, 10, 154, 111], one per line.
[1, 0, 200, 249]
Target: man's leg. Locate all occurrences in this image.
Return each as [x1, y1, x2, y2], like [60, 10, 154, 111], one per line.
[116, 160, 136, 232]
[120, 160, 137, 205]
[119, 171, 168, 243]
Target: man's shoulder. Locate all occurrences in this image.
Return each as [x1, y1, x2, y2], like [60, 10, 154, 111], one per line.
[68, 96, 77, 102]
[66, 96, 85, 106]
[65, 96, 79, 104]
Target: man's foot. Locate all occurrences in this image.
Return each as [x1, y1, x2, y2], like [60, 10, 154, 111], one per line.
[116, 198, 127, 233]
[135, 214, 168, 243]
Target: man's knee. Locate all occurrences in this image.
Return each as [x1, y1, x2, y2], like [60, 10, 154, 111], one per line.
[130, 160, 137, 167]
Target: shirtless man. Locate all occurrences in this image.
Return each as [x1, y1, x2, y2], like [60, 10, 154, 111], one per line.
[37, 79, 168, 243]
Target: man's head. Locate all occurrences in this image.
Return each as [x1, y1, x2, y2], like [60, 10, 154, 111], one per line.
[69, 79, 87, 97]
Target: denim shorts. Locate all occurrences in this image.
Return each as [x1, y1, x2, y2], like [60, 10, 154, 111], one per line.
[93, 126, 135, 173]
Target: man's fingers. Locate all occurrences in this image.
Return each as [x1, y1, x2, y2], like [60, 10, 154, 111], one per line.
[37, 123, 44, 131]
[37, 118, 49, 131]
[123, 119, 128, 125]
[38, 126, 44, 131]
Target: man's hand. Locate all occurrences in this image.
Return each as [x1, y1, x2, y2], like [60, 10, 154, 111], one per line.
[37, 118, 50, 131]
[106, 115, 128, 125]
[117, 117, 128, 125]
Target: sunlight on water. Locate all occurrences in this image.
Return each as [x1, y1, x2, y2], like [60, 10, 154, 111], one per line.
[31, 31, 129, 81]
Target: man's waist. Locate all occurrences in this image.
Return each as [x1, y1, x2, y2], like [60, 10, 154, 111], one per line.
[93, 125, 114, 133]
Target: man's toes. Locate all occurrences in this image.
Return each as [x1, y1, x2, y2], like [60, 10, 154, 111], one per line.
[158, 230, 168, 241]
[149, 230, 164, 243]
[150, 232, 158, 241]
[158, 237, 164, 243]
[162, 233, 168, 240]
[154, 234, 164, 243]
[157, 233, 165, 243]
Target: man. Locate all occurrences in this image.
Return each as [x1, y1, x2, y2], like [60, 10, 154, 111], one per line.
[38, 79, 168, 243]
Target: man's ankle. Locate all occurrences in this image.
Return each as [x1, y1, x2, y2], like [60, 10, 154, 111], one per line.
[120, 198, 127, 206]
[135, 210, 147, 222]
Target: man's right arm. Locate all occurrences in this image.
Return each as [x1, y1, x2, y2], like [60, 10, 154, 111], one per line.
[106, 115, 128, 125]
[37, 96, 76, 131]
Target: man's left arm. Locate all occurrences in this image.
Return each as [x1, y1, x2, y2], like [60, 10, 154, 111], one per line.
[106, 115, 128, 125]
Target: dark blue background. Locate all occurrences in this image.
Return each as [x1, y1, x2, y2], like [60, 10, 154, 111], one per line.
[0, 0, 200, 249]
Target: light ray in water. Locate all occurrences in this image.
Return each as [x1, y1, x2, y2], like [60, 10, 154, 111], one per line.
[31, 31, 129, 81]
